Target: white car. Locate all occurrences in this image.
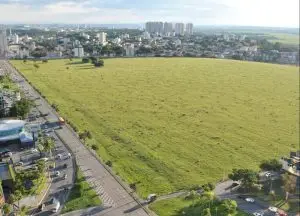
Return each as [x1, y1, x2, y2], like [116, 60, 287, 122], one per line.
[265, 172, 272, 177]
[57, 154, 62, 159]
[55, 171, 60, 177]
[16, 161, 24, 166]
[253, 212, 263, 216]
[268, 206, 278, 212]
[31, 148, 39, 153]
[66, 153, 71, 158]
[245, 198, 255, 203]
[40, 157, 49, 162]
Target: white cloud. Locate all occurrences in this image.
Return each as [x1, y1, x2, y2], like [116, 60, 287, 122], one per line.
[0, 0, 298, 27]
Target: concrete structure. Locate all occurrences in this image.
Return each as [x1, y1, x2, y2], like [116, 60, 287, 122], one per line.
[0, 119, 33, 143]
[164, 22, 173, 35]
[175, 23, 185, 35]
[0, 28, 8, 58]
[125, 44, 135, 56]
[97, 32, 107, 44]
[185, 23, 193, 35]
[73, 45, 84, 57]
[146, 22, 163, 34]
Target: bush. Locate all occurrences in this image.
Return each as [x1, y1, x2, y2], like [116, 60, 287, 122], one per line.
[51, 103, 59, 111]
[94, 60, 104, 67]
[42, 59, 48, 63]
[66, 67, 69, 70]
[23, 59, 27, 63]
[105, 160, 112, 167]
[129, 183, 137, 191]
[82, 57, 90, 63]
[202, 182, 215, 192]
[91, 144, 98, 151]
[260, 159, 282, 171]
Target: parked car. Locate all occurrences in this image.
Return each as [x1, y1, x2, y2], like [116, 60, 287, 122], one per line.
[66, 153, 71, 159]
[147, 194, 157, 203]
[245, 198, 255, 203]
[63, 174, 67, 179]
[40, 157, 49, 162]
[265, 172, 272, 177]
[63, 163, 68, 169]
[55, 171, 60, 177]
[57, 154, 62, 159]
[38, 203, 45, 212]
[31, 148, 38, 153]
[2, 151, 12, 158]
[15, 161, 24, 166]
[253, 212, 263, 216]
[268, 206, 278, 212]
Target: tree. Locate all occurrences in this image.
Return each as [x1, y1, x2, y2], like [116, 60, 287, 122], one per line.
[39, 136, 55, 157]
[91, 144, 98, 151]
[33, 63, 40, 72]
[282, 173, 297, 201]
[31, 48, 47, 59]
[94, 60, 104, 67]
[82, 57, 90, 63]
[9, 98, 33, 119]
[2, 203, 12, 215]
[202, 182, 215, 192]
[260, 159, 282, 171]
[202, 208, 212, 216]
[219, 199, 237, 215]
[228, 169, 258, 190]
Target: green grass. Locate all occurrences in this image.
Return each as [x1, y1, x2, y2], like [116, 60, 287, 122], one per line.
[149, 197, 250, 216]
[62, 167, 101, 213]
[11, 58, 299, 198]
[266, 33, 299, 45]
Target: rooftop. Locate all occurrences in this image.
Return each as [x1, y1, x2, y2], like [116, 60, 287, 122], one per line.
[0, 119, 25, 131]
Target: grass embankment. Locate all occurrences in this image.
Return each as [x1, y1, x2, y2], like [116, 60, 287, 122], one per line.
[11, 58, 299, 198]
[62, 167, 101, 213]
[149, 196, 250, 216]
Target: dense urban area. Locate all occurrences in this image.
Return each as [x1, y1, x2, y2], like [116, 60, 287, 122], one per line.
[0, 23, 299, 65]
[0, 23, 298, 216]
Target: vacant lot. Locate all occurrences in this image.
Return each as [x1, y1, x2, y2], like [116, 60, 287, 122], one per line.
[11, 58, 299, 197]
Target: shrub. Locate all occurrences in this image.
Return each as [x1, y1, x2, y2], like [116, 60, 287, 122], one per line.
[23, 59, 27, 63]
[105, 160, 112, 167]
[91, 144, 99, 151]
[129, 183, 137, 191]
[202, 182, 215, 192]
[42, 59, 48, 63]
[66, 67, 69, 70]
[82, 57, 90, 63]
[94, 60, 104, 67]
[260, 159, 282, 171]
[51, 103, 59, 111]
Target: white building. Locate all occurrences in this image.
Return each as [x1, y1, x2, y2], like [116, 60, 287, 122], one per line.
[112, 37, 121, 44]
[125, 44, 135, 56]
[164, 22, 173, 35]
[175, 23, 185, 35]
[73, 45, 84, 57]
[145, 22, 164, 34]
[97, 32, 107, 44]
[81, 32, 90, 40]
[0, 28, 8, 57]
[142, 32, 151, 40]
[185, 23, 193, 35]
[12, 34, 19, 44]
[175, 39, 181, 47]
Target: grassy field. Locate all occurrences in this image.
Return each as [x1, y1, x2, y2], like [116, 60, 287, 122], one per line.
[62, 167, 101, 213]
[266, 33, 299, 45]
[11, 58, 299, 198]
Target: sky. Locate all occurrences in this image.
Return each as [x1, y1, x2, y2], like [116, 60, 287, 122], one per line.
[0, 0, 299, 27]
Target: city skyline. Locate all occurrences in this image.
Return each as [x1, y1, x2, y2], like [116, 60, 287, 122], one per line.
[0, 0, 298, 27]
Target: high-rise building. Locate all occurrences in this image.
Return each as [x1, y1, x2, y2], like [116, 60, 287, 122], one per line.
[175, 23, 185, 35]
[185, 23, 193, 35]
[163, 22, 173, 34]
[73, 45, 84, 57]
[145, 22, 163, 34]
[97, 32, 107, 44]
[0, 28, 8, 58]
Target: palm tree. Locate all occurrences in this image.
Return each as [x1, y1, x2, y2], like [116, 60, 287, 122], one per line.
[43, 137, 55, 158]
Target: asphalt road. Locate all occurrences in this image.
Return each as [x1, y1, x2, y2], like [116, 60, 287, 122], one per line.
[1, 60, 149, 216]
[215, 180, 273, 215]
